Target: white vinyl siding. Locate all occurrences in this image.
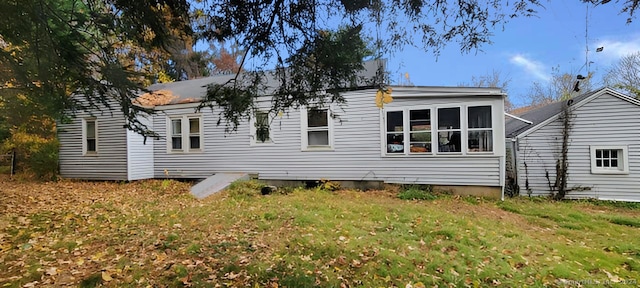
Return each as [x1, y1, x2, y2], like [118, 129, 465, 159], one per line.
[126, 114, 154, 180]
[152, 89, 505, 187]
[58, 95, 128, 180]
[516, 92, 640, 201]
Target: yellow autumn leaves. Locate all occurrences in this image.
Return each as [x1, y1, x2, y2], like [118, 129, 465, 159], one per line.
[375, 87, 393, 108]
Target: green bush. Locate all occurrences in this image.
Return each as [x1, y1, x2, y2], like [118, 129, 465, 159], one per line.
[2, 130, 59, 179]
[398, 185, 437, 201]
[225, 179, 264, 198]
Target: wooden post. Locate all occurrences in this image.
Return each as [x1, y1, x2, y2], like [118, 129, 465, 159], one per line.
[10, 148, 15, 175]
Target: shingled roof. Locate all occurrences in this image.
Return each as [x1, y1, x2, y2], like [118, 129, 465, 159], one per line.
[505, 87, 606, 138]
[139, 60, 384, 106]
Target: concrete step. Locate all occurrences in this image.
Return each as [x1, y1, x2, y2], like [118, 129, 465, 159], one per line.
[190, 172, 250, 199]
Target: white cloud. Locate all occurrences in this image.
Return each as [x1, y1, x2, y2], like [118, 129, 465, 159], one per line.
[593, 35, 640, 63]
[509, 54, 550, 82]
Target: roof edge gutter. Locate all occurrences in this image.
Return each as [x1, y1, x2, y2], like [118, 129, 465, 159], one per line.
[504, 112, 533, 125]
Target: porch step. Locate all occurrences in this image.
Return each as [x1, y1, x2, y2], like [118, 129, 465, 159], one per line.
[191, 172, 250, 199]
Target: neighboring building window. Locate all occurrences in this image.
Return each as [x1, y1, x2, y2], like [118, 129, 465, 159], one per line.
[590, 146, 628, 174]
[301, 107, 332, 149]
[252, 111, 271, 144]
[168, 115, 202, 152]
[437, 107, 461, 153]
[83, 118, 97, 155]
[386, 111, 404, 153]
[467, 105, 493, 152]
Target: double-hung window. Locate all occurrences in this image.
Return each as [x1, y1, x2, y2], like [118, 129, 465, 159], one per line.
[168, 115, 203, 153]
[437, 107, 461, 153]
[467, 106, 493, 152]
[83, 118, 97, 155]
[590, 146, 628, 174]
[385, 108, 432, 154]
[386, 111, 404, 153]
[171, 118, 182, 150]
[301, 107, 332, 150]
[251, 111, 271, 144]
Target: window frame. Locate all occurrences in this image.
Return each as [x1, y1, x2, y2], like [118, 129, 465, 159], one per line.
[82, 118, 98, 156]
[381, 103, 496, 157]
[250, 110, 273, 145]
[467, 105, 494, 154]
[436, 107, 463, 154]
[167, 115, 203, 153]
[590, 145, 629, 174]
[300, 106, 334, 151]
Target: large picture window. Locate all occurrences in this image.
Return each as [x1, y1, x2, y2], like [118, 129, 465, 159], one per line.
[168, 115, 202, 153]
[467, 106, 493, 152]
[437, 107, 461, 153]
[383, 104, 495, 156]
[83, 118, 97, 155]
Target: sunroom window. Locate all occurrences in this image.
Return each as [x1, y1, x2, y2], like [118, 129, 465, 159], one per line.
[409, 109, 431, 153]
[437, 107, 461, 153]
[467, 106, 493, 152]
[386, 111, 404, 153]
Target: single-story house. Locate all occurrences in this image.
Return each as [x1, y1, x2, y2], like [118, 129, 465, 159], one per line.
[58, 62, 507, 198]
[505, 87, 640, 202]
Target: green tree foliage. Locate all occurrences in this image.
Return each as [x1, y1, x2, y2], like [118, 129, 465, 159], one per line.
[1, 0, 639, 135]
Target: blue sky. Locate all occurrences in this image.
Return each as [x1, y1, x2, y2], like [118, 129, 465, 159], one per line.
[385, 1, 640, 107]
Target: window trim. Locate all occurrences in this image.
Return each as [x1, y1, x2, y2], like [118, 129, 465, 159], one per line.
[250, 110, 274, 146]
[166, 115, 203, 153]
[590, 145, 629, 174]
[381, 103, 495, 157]
[300, 106, 334, 151]
[82, 118, 98, 156]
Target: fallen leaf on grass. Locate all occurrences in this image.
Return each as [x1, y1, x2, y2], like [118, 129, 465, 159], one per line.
[102, 271, 113, 281]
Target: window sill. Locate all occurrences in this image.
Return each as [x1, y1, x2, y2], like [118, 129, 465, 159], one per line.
[382, 153, 496, 158]
[250, 141, 274, 146]
[167, 150, 205, 154]
[302, 146, 334, 152]
[83, 153, 98, 157]
[591, 169, 629, 175]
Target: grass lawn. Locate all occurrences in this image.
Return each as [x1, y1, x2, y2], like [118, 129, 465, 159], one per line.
[1, 177, 639, 287]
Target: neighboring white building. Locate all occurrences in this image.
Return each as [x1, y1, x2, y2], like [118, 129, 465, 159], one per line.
[58, 63, 507, 197]
[506, 87, 640, 202]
